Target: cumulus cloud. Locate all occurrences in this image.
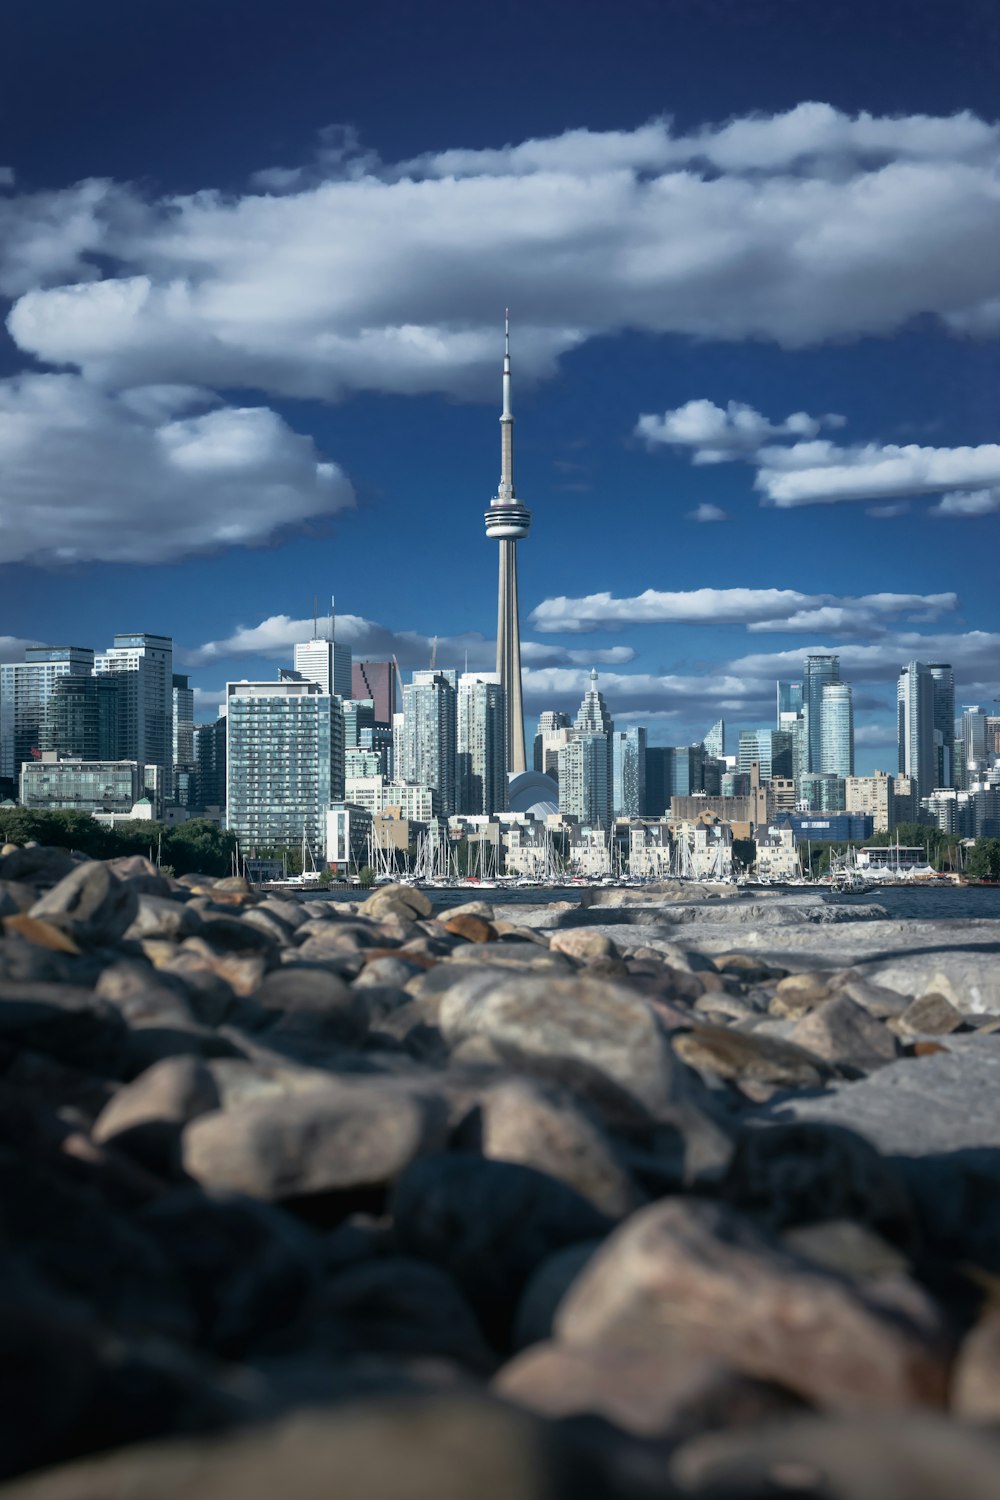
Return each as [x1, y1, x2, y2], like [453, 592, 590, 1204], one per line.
[0, 374, 354, 564]
[638, 399, 842, 461]
[4, 105, 1000, 399]
[755, 439, 1000, 508]
[182, 613, 635, 673]
[932, 486, 1000, 517]
[0, 635, 42, 663]
[687, 503, 729, 522]
[530, 587, 957, 635]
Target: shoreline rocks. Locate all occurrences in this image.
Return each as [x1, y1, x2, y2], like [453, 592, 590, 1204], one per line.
[1, 851, 999, 1496]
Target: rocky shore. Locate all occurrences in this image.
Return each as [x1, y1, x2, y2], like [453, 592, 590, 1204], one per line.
[2, 848, 1000, 1498]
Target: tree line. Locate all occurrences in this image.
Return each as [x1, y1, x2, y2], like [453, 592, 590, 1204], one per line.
[0, 809, 237, 877]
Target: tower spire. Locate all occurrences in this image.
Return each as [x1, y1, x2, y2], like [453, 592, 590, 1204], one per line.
[499, 306, 514, 498]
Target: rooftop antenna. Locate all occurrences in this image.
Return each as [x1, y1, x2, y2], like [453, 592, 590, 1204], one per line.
[312, 595, 318, 640]
[330, 593, 336, 643]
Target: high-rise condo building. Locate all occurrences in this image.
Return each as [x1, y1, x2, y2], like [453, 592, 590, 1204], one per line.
[534, 711, 572, 781]
[612, 727, 647, 816]
[226, 679, 343, 858]
[898, 661, 936, 803]
[172, 674, 195, 804]
[484, 313, 531, 776]
[737, 728, 793, 782]
[41, 673, 119, 761]
[342, 698, 376, 751]
[820, 681, 854, 777]
[928, 663, 955, 789]
[778, 709, 808, 784]
[803, 655, 839, 772]
[0, 646, 95, 779]
[559, 669, 613, 827]
[777, 682, 803, 721]
[351, 661, 396, 726]
[95, 634, 174, 788]
[401, 670, 458, 818]
[644, 746, 672, 817]
[702, 720, 725, 759]
[457, 673, 507, 816]
[193, 717, 227, 810]
[294, 638, 352, 698]
[845, 771, 895, 833]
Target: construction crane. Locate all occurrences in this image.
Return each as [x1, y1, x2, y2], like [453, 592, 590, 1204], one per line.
[391, 654, 405, 703]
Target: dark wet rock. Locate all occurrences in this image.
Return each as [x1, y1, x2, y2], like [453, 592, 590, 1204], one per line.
[512, 1241, 601, 1351]
[0, 843, 79, 888]
[29, 861, 139, 947]
[183, 1079, 446, 1203]
[139, 1187, 321, 1357]
[0, 980, 125, 1074]
[721, 1121, 916, 1248]
[0, 880, 35, 917]
[251, 966, 368, 1044]
[469, 1075, 638, 1218]
[556, 1198, 948, 1411]
[789, 995, 899, 1073]
[496, 1339, 804, 1439]
[391, 1154, 612, 1345]
[439, 970, 685, 1113]
[305, 1257, 495, 1372]
[782, 1219, 913, 1280]
[672, 1022, 829, 1089]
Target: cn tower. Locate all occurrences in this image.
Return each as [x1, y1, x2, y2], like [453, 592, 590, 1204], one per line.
[484, 311, 531, 775]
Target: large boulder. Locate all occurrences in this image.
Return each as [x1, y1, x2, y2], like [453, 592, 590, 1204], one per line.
[29, 862, 139, 947]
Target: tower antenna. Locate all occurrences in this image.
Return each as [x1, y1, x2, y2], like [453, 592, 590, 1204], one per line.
[330, 593, 336, 642]
[312, 594, 318, 640]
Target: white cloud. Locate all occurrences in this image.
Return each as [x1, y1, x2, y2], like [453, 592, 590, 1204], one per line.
[181, 613, 635, 673]
[0, 167, 14, 189]
[530, 587, 957, 635]
[756, 439, 1000, 508]
[932, 486, 1000, 517]
[638, 399, 841, 462]
[5, 106, 1000, 399]
[687, 502, 729, 522]
[0, 636, 42, 663]
[0, 374, 354, 564]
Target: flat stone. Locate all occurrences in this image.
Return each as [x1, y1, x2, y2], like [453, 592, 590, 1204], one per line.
[2, 914, 81, 954]
[770, 969, 832, 1016]
[439, 969, 685, 1113]
[556, 1198, 948, 1411]
[549, 929, 618, 961]
[442, 913, 497, 944]
[672, 1023, 829, 1089]
[29, 861, 139, 947]
[442, 900, 495, 921]
[474, 1075, 637, 1218]
[183, 1078, 445, 1201]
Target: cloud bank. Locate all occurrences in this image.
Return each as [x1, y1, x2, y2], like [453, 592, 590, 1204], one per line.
[530, 587, 958, 635]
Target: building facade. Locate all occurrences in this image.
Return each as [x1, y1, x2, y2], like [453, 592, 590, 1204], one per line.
[95, 634, 174, 789]
[351, 660, 396, 726]
[803, 655, 840, 773]
[612, 726, 647, 817]
[401, 669, 458, 817]
[820, 681, 854, 777]
[845, 770, 895, 833]
[20, 753, 144, 814]
[457, 673, 507, 816]
[0, 646, 96, 779]
[898, 660, 936, 802]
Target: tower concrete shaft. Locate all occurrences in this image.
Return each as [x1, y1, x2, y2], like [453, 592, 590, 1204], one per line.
[484, 311, 531, 775]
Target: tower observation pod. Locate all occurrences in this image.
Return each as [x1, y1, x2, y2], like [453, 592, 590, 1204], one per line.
[485, 311, 531, 774]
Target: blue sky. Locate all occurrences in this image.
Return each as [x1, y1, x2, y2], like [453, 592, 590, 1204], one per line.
[1, 0, 999, 772]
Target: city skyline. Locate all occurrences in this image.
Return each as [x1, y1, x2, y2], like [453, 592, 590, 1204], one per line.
[1, 1, 999, 774]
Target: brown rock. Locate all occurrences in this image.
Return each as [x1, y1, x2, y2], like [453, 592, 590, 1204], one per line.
[556, 1198, 948, 1411]
[496, 1339, 802, 1439]
[771, 970, 832, 1014]
[549, 929, 619, 961]
[673, 1023, 828, 1088]
[443, 913, 497, 943]
[951, 1309, 1000, 1421]
[897, 991, 963, 1036]
[364, 882, 433, 920]
[1, 914, 81, 954]
[713, 953, 782, 984]
[28, 861, 138, 947]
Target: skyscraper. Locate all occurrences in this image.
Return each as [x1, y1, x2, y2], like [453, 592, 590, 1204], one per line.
[777, 681, 803, 721]
[737, 729, 793, 782]
[342, 698, 376, 751]
[702, 720, 725, 759]
[803, 655, 839, 772]
[534, 711, 572, 781]
[612, 727, 647, 816]
[898, 661, 936, 802]
[193, 717, 227, 810]
[226, 678, 343, 857]
[820, 681, 854, 777]
[401, 669, 457, 817]
[43, 673, 120, 761]
[95, 634, 174, 788]
[351, 661, 396, 726]
[559, 669, 613, 827]
[484, 313, 531, 776]
[172, 673, 195, 799]
[1, 646, 95, 779]
[457, 673, 507, 815]
[928, 663, 955, 789]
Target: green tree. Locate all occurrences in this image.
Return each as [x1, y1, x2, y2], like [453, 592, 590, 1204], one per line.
[731, 838, 756, 874]
[357, 865, 375, 888]
[967, 838, 1000, 880]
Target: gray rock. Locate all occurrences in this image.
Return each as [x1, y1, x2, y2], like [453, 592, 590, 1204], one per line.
[354, 955, 425, 989]
[0, 844, 79, 888]
[125, 894, 202, 941]
[951, 1309, 1000, 1421]
[556, 1197, 948, 1411]
[92, 1055, 220, 1147]
[512, 1241, 601, 1350]
[789, 994, 899, 1073]
[391, 1153, 612, 1343]
[0, 880, 36, 918]
[672, 1022, 829, 1089]
[364, 882, 432, 920]
[897, 990, 963, 1036]
[549, 929, 619, 961]
[183, 1078, 445, 1201]
[251, 967, 368, 1044]
[0, 980, 125, 1074]
[29, 861, 139, 947]
[473, 1075, 638, 1218]
[439, 969, 684, 1113]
